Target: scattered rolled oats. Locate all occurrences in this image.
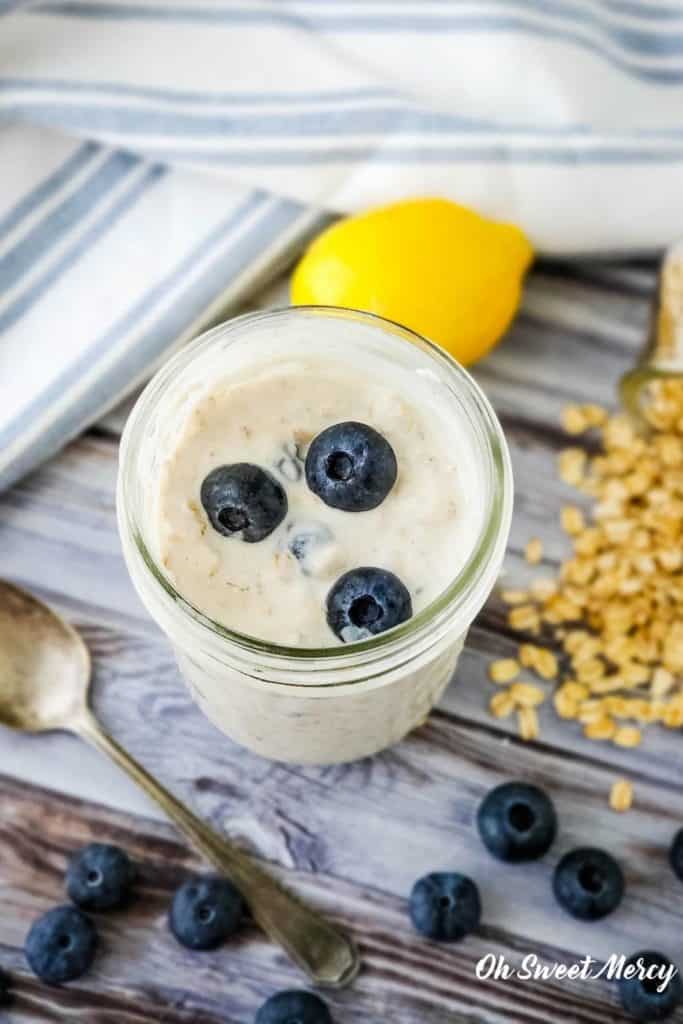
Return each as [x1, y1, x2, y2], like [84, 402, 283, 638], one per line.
[571, 636, 602, 665]
[563, 681, 591, 703]
[533, 647, 559, 680]
[590, 674, 626, 695]
[609, 778, 633, 813]
[519, 643, 539, 668]
[489, 658, 521, 684]
[561, 506, 585, 536]
[559, 447, 587, 486]
[562, 405, 589, 435]
[576, 658, 605, 685]
[525, 538, 544, 565]
[582, 404, 609, 428]
[602, 696, 626, 716]
[651, 667, 675, 697]
[562, 403, 609, 434]
[501, 589, 530, 605]
[621, 662, 650, 686]
[518, 641, 558, 679]
[578, 700, 606, 725]
[563, 630, 591, 654]
[510, 682, 546, 708]
[530, 577, 557, 601]
[623, 699, 654, 723]
[490, 691, 516, 719]
[517, 706, 540, 741]
[584, 717, 617, 741]
[661, 704, 683, 728]
[613, 726, 642, 748]
[490, 380, 683, 751]
[658, 550, 682, 572]
[508, 605, 540, 632]
[554, 688, 578, 719]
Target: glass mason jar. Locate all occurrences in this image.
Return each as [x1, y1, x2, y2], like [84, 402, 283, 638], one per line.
[117, 307, 513, 765]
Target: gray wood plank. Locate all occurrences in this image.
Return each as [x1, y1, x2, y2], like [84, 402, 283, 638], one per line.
[2, 773, 677, 1024]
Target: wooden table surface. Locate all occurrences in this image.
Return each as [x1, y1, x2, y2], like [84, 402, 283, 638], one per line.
[2, 259, 683, 1024]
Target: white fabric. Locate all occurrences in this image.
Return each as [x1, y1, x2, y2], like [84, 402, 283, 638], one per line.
[2, 0, 682, 488]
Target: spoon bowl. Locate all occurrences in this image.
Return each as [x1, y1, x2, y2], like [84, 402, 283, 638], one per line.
[0, 578, 359, 988]
[0, 580, 90, 732]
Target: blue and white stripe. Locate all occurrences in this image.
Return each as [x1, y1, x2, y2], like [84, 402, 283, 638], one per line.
[0, 152, 162, 332]
[0, 190, 320, 488]
[0, 0, 682, 488]
[2, 79, 683, 173]
[17, 0, 683, 84]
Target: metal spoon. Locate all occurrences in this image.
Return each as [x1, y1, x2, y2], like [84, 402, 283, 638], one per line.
[0, 579, 359, 988]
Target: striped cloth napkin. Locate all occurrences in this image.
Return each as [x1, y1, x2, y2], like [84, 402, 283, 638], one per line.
[2, 1, 683, 490]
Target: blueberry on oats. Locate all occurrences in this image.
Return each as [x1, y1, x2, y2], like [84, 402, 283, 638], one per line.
[201, 463, 287, 542]
[305, 422, 397, 512]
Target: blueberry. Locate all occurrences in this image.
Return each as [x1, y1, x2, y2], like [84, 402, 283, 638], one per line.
[305, 422, 397, 512]
[552, 847, 624, 921]
[169, 876, 244, 950]
[255, 990, 332, 1024]
[619, 951, 682, 1022]
[477, 782, 557, 863]
[409, 873, 481, 942]
[0, 969, 13, 1008]
[66, 843, 135, 911]
[326, 567, 412, 642]
[286, 521, 334, 575]
[669, 828, 683, 882]
[200, 464, 287, 542]
[25, 905, 97, 985]
[274, 441, 304, 483]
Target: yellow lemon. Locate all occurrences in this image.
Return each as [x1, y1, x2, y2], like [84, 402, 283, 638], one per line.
[291, 197, 533, 366]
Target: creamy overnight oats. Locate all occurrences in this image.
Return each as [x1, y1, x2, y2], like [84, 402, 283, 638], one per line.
[118, 307, 513, 764]
[156, 357, 481, 648]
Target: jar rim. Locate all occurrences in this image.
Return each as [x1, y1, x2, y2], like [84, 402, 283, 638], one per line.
[117, 305, 513, 677]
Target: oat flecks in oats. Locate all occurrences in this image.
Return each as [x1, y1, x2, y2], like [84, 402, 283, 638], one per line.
[491, 380, 683, 750]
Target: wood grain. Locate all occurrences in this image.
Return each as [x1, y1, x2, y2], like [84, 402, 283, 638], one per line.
[0, 772, 666, 1024]
[2, 257, 683, 1023]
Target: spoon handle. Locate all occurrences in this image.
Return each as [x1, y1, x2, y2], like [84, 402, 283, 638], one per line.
[75, 710, 359, 988]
